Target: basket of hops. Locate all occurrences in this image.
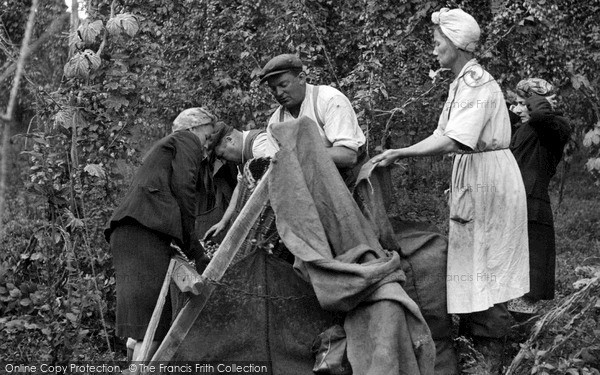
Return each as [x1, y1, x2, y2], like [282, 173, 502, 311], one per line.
[201, 240, 220, 259]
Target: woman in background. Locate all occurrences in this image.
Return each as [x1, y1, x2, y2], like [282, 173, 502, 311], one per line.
[508, 78, 571, 314]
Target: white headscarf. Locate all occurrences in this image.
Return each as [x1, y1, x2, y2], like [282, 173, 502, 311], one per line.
[431, 8, 481, 52]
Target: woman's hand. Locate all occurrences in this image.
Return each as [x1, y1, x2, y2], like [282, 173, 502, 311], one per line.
[369, 149, 402, 167]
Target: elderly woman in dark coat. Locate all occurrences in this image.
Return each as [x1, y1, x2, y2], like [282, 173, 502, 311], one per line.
[105, 108, 215, 359]
[508, 78, 571, 313]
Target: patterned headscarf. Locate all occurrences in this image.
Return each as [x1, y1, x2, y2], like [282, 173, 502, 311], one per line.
[515, 78, 555, 98]
[172, 107, 216, 133]
[431, 8, 481, 52]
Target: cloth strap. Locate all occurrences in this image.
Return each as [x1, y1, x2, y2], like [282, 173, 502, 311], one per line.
[456, 147, 509, 154]
[277, 85, 366, 188]
[242, 129, 266, 164]
[278, 85, 324, 127]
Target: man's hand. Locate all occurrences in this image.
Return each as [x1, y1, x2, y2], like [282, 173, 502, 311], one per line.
[203, 220, 228, 241]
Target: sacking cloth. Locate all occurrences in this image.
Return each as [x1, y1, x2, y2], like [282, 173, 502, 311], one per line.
[268, 116, 435, 375]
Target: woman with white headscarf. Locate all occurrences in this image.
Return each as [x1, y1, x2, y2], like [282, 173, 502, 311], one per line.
[371, 7, 529, 369]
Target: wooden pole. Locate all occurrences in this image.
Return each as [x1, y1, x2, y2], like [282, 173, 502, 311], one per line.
[134, 258, 177, 363]
[149, 168, 271, 362]
[0, 0, 38, 235]
[68, 0, 79, 59]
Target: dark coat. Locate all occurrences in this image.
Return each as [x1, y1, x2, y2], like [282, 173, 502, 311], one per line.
[510, 108, 570, 300]
[105, 130, 205, 258]
[510, 110, 571, 224]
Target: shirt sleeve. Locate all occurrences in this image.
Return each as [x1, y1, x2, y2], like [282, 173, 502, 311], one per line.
[442, 79, 492, 150]
[252, 132, 278, 158]
[321, 94, 365, 151]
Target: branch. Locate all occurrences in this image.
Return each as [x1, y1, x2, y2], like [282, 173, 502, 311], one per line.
[68, 0, 80, 59]
[5, 0, 39, 120]
[0, 13, 69, 85]
[377, 76, 450, 149]
[505, 275, 600, 375]
[299, 0, 340, 87]
[1, 0, 39, 235]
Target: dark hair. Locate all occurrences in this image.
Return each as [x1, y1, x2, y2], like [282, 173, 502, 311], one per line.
[205, 122, 234, 152]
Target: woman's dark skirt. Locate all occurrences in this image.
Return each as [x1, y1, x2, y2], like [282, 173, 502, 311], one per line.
[525, 221, 556, 301]
[110, 219, 173, 341]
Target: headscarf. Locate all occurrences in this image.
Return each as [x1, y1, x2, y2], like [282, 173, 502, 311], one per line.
[431, 8, 481, 52]
[172, 107, 216, 132]
[515, 78, 555, 98]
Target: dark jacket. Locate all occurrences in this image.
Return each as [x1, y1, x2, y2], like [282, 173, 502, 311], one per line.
[510, 108, 571, 224]
[105, 130, 204, 258]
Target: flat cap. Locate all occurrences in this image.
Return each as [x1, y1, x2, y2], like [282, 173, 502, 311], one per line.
[258, 54, 303, 84]
[172, 107, 216, 132]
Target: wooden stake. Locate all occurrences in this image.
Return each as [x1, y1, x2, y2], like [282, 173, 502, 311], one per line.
[134, 258, 177, 363]
[150, 168, 271, 362]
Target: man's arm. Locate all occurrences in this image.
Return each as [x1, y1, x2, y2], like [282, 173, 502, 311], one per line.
[203, 183, 240, 240]
[320, 92, 365, 167]
[327, 145, 357, 168]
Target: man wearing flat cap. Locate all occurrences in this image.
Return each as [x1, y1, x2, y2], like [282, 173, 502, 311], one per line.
[105, 107, 216, 361]
[202, 122, 278, 240]
[259, 53, 366, 187]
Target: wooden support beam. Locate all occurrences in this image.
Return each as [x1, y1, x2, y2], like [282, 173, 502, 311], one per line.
[149, 168, 271, 363]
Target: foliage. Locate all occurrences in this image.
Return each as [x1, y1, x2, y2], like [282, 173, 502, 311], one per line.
[482, 0, 600, 180]
[0, 216, 117, 361]
[1, 0, 144, 361]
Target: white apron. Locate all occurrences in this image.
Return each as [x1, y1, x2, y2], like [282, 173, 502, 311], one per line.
[435, 60, 529, 313]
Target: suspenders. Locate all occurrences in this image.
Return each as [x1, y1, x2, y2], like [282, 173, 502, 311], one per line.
[242, 129, 265, 164]
[278, 86, 324, 128]
[276, 85, 366, 188]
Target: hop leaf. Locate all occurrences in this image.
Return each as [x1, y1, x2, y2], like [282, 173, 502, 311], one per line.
[571, 74, 591, 90]
[82, 49, 101, 70]
[106, 17, 121, 37]
[84, 163, 106, 179]
[78, 19, 104, 44]
[54, 109, 75, 129]
[55, 108, 84, 129]
[64, 209, 84, 230]
[106, 13, 139, 37]
[119, 13, 139, 37]
[64, 50, 101, 78]
[104, 95, 130, 111]
[585, 158, 600, 173]
[69, 32, 84, 52]
[64, 53, 90, 79]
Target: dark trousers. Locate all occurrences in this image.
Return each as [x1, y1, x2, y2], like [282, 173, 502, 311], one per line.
[458, 303, 512, 339]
